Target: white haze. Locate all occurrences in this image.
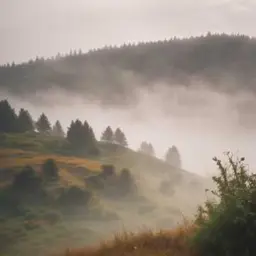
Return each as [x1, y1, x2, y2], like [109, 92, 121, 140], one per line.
[2, 82, 256, 176]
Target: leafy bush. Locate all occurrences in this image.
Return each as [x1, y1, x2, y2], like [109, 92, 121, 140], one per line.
[12, 165, 42, 193]
[101, 164, 116, 178]
[57, 186, 92, 207]
[192, 152, 256, 256]
[41, 158, 59, 181]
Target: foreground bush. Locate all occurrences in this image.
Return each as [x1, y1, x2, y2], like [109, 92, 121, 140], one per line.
[193, 152, 256, 256]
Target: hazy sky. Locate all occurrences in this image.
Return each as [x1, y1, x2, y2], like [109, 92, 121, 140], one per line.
[0, 0, 256, 64]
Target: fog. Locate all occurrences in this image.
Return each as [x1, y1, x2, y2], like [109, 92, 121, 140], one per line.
[2, 80, 256, 176]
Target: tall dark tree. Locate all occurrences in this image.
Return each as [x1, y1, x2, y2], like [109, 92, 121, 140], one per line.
[17, 108, 34, 133]
[165, 146, 182, 169]
[114, 128, 128, 147]
[52, 120, 65, 137]
[101, 126, 114, 142]
[36, 113, 51, 134]
[67, 119, 98, 154]
[0, 99, 17, 133]
[67, 119, 84, 148]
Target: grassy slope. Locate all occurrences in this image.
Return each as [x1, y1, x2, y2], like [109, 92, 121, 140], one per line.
[0, 133, 207, 256]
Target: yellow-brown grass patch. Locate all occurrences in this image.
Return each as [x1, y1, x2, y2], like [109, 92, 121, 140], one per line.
[56, 224, 197, 256]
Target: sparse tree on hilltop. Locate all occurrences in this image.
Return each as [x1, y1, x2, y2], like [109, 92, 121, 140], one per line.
[165, 146, 182, 169]
[52, 120, 65, 137]
[17, 108, 34, 133]
[101, 126, 114, 142]
[139, 141, 155, 156]
[114, 128, 128, 147]
[36, 113, 51, 134]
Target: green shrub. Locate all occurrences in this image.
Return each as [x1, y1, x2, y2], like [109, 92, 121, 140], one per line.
[41, 158, 59, 181]
[57, 186, 92, 207]
[12, 165, 42, 193]
[192, 152, 256, 256]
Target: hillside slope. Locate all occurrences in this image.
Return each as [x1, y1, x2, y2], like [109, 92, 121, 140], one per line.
[1, 34, 256, 104]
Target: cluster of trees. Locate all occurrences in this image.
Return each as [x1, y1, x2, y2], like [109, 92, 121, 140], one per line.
[100, 126, 128, 147]
[0, 99, 183, 165]
[66, 119, 98, 154]
[139, 141, 155, 156]
[1, 33, 256, 102]
[85, 164, 137, 198]
[0, 99, 65, 137]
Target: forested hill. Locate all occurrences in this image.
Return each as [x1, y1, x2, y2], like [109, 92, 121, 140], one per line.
[1, 33, 256, 104]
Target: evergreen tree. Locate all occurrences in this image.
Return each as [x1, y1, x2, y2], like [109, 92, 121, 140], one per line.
[101, 126, 114, 142]
[148, 143, 155, 156]
[114, 128, 128, 147]
[165, 146, 182, 169]
[67, 119, 98, 154]
[52, 120, 65, 137]
[139, 141, 155, 156]
[36, 113, 51, 134]
[17, 108, 34, 133]
[67, 119, 84, 148]
[0, 99, 17, 133]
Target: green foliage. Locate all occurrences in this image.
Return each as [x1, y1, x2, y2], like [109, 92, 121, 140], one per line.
[17, 108, 34, 133]
[12, 165, 42, 194]
[1, 34, 256, 105]
[41, 158, 59, 181]
[114, 128, 128, 147]
[57, 186, 92, 207]
[193, 152, 256, 256]
[0, 99, 17, 133]
[101, 164, 116, 178]
[36, 113, 51, 134]
[66, 119, 99, 155]
[101, 126, 114, 142]
[52, 120, 65, 137]
[118, 168, 137, 196]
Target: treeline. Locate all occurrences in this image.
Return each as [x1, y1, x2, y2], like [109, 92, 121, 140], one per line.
[0, 99, 182, 168]
[0, 99, 129, 155]
[1, 33, 256, 102]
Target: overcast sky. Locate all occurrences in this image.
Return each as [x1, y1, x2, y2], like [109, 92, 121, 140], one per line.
[0, 0, 255, 64]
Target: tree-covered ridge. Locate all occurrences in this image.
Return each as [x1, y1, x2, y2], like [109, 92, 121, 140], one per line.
[1, 33, 256, 101]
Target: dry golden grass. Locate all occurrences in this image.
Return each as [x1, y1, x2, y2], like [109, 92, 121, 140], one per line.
[0, 149, 101, 171]
[57, 224, 197, 256]
[59, 168, 86, 188]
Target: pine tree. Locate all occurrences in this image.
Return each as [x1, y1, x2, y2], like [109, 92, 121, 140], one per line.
[67, 119, 98, 154]
[17, 108, 34, 133]
[101, 126, 114, 142]
[36, 113, 51, 134]
[165, 146, 182, 169]
[52, 120, 65, 137]
[139, 141, 155, 156]
[0, 99, 17, 133]
[148, 143, 155, 156]
[67, 119, 83, 148]
[114, 128, 128, 147]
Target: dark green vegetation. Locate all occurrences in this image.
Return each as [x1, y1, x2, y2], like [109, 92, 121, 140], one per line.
[1, 34, 256, 104]
[192, 153, 256, 255]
